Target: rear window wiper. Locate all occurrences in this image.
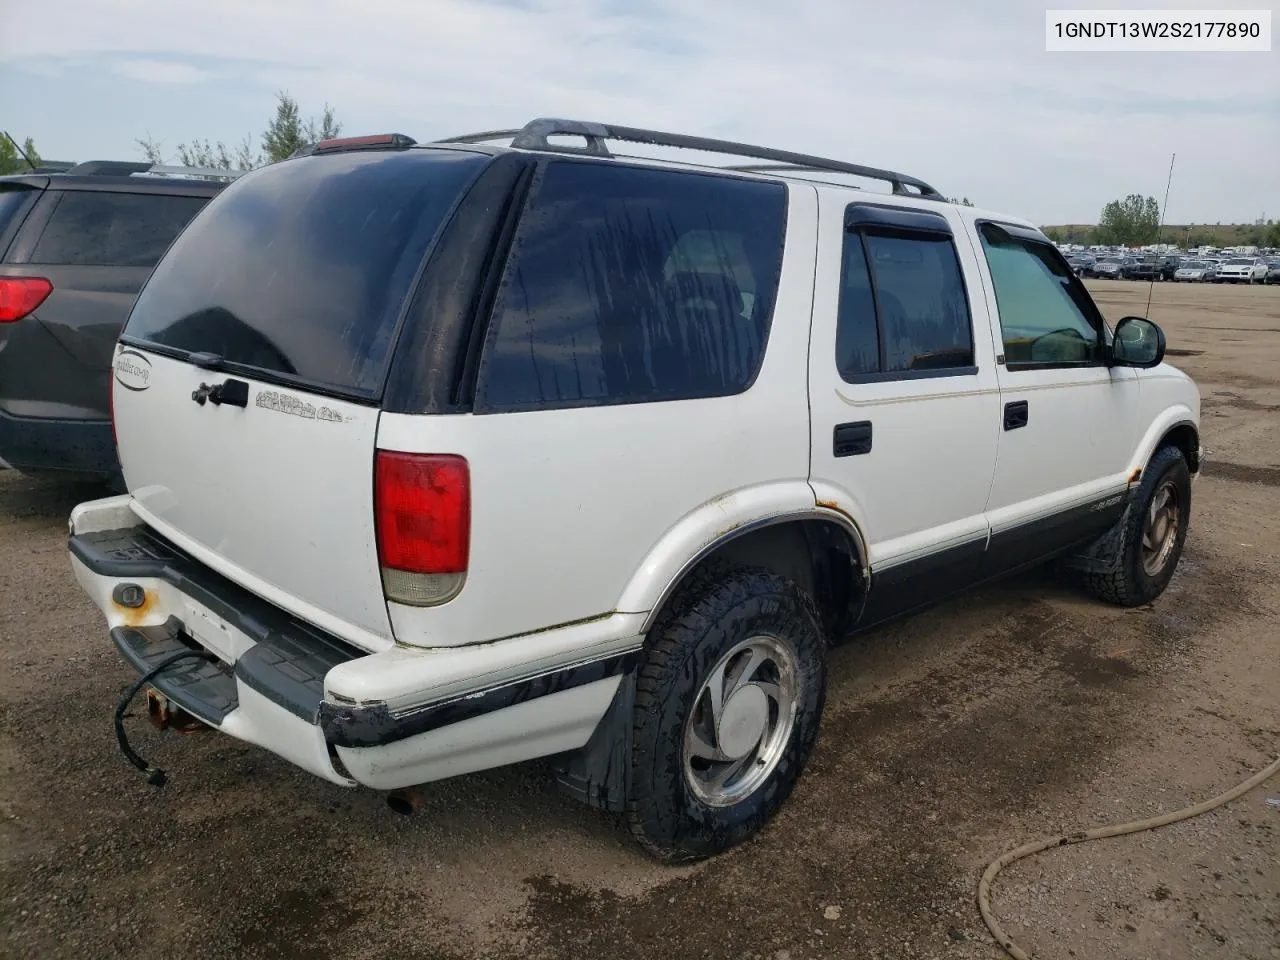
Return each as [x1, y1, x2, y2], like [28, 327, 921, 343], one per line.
[188, 352, 225, 371]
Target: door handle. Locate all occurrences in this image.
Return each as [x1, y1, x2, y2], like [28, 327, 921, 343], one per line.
[833, 420, 873, 457]
[1003, 400, 1029, 431]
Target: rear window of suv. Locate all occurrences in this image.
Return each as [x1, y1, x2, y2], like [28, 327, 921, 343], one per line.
[30, 191, 208, 267]
[123, 149, 487, 399]
[476, 160, 787, 411]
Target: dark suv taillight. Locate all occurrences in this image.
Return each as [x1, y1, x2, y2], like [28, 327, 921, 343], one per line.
[0, 277, 52, 322]
[374, 451, 470, 606]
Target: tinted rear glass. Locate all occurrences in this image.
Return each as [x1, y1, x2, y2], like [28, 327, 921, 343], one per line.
[0, 184, 40, 256]
[124, 149, 487, 398]
[476, 160, 787, 411]
[31, 192, 208, 267]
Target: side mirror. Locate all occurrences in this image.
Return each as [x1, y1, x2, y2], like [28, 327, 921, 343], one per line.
[1110, 316, 1165, 368]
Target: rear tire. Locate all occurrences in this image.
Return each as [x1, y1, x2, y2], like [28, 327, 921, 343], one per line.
[626, 564, 826, 862]
[1082, 445, 1190, 607]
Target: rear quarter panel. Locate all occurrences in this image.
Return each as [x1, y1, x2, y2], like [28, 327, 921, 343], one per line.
[376, 182, 820, 647]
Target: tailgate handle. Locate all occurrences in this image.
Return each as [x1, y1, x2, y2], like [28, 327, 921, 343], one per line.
[192, 379, 249, 408]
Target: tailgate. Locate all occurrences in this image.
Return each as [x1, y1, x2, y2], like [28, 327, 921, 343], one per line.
[107, 147, 490, 651]
[113, 346, 390, 649]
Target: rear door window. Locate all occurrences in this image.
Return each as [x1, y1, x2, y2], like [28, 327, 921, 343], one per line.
[123, 149, 487, 399]
[836, 220, 974, 380]
[30, 192, 208, 267]
[475, 160, 787, 411]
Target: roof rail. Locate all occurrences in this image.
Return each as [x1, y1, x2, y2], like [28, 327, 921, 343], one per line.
[432, 129, 523, 145]
[64, 160, 244, 180]
[435, 118, 943, 199]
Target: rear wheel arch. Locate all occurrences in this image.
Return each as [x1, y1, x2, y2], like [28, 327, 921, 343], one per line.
[643, 516, 867, 644]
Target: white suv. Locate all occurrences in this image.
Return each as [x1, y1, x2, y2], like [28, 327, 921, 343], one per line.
[69, 119, 1202, 861]
[1215, 257, 1268, 283]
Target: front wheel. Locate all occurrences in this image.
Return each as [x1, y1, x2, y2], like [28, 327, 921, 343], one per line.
[1082, 445, 1191, 607]
[627, 565, 826, 862]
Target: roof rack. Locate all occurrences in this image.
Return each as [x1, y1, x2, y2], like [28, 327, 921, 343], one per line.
[433, 118, 943, 199]
[64, 160, 244, 180]
[432, 129, 522, 145]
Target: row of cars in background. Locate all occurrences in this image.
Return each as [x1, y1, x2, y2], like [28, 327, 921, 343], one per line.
[1065, 251, 1280, 284]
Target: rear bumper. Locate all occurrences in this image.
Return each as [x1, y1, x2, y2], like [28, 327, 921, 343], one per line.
[0, 407, 117, 477]
[69, 496, 638, 790]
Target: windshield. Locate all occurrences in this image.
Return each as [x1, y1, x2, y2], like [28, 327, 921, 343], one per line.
[1182, 261, 1208, 269]
[123, 148, 487, 399]
[1226, 258, 1251, 265]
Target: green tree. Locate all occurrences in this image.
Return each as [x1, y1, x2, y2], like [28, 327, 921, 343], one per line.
[947, 196, 974, 206]
[1264, 221, 1280, 248]
[261, 92, 341, 163]
[135, 92, 341, 171]
[1095, 194, 1160, 246]
[0, 132, 42, 174]
[1043, 227, 1064, 243]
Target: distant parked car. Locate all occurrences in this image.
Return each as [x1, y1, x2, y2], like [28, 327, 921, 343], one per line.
[1265, 260, 1280, 284]
[1215, 257, 1268, 283]
[0, 162, 233, 484]
[1120, 257, 1157, 281]
[1089, 256, 1124, 279]
[1173, 260, 1213, 282]
[1066, 254, 1094, 276]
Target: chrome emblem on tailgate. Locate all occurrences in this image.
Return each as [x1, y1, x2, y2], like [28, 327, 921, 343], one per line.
[114, 350, 153, 391]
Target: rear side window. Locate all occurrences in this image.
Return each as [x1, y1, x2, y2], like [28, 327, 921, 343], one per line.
[30, 192, 207, 267]
[124, 149, 487, 398]
[0, 185, 40, 256]
[836, 221, 974, 381]
[475, 161, 787, 411]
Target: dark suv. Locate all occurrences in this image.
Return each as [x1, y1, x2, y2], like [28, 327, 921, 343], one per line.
[0, 162, 233, 483]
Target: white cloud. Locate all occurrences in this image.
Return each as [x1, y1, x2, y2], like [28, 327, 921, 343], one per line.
[112, 58, 212, 84]
[1, 0, 1276, 222]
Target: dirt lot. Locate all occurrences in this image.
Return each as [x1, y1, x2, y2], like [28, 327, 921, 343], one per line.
[2, 280, 1277, 960]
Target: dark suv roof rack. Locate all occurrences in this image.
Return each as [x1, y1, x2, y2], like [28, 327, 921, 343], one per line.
[433, 118, 943, 199]
[65, 160, 244, 180]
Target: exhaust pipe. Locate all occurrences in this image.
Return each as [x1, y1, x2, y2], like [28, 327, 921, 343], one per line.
[387, 787, 423, 816]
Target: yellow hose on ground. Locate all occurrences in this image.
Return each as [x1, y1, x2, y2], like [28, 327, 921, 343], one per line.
[978, 754, 1280, 960]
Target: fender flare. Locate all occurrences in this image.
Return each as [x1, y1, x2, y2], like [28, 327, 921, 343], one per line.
[615, 481, 869, 632]
[1128, 408, 1200, 478]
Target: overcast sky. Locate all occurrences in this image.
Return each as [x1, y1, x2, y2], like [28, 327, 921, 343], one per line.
[1, 0, 1276, 225]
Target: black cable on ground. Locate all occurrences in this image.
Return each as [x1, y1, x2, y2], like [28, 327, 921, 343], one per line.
[113, 650, 219, 787]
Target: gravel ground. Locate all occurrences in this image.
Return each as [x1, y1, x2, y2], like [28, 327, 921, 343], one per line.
[1, 280, 1277, 960]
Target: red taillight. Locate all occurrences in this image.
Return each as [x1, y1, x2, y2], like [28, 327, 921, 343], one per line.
[0, 277, 52, 322]
[375, 451, 470, 606]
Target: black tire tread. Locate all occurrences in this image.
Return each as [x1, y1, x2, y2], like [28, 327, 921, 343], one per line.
[1082, 444, 1189, 607]
[626, 561, 824, 862]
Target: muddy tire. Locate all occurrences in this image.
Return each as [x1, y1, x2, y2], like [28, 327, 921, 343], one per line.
[626, 564, 826, 862]
[1083, 445, 1191, 607]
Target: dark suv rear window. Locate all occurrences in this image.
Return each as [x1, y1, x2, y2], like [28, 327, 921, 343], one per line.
[31, 192, 208, 267]
[475, 160, 787, 411]
[124, 149, 487, 398]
